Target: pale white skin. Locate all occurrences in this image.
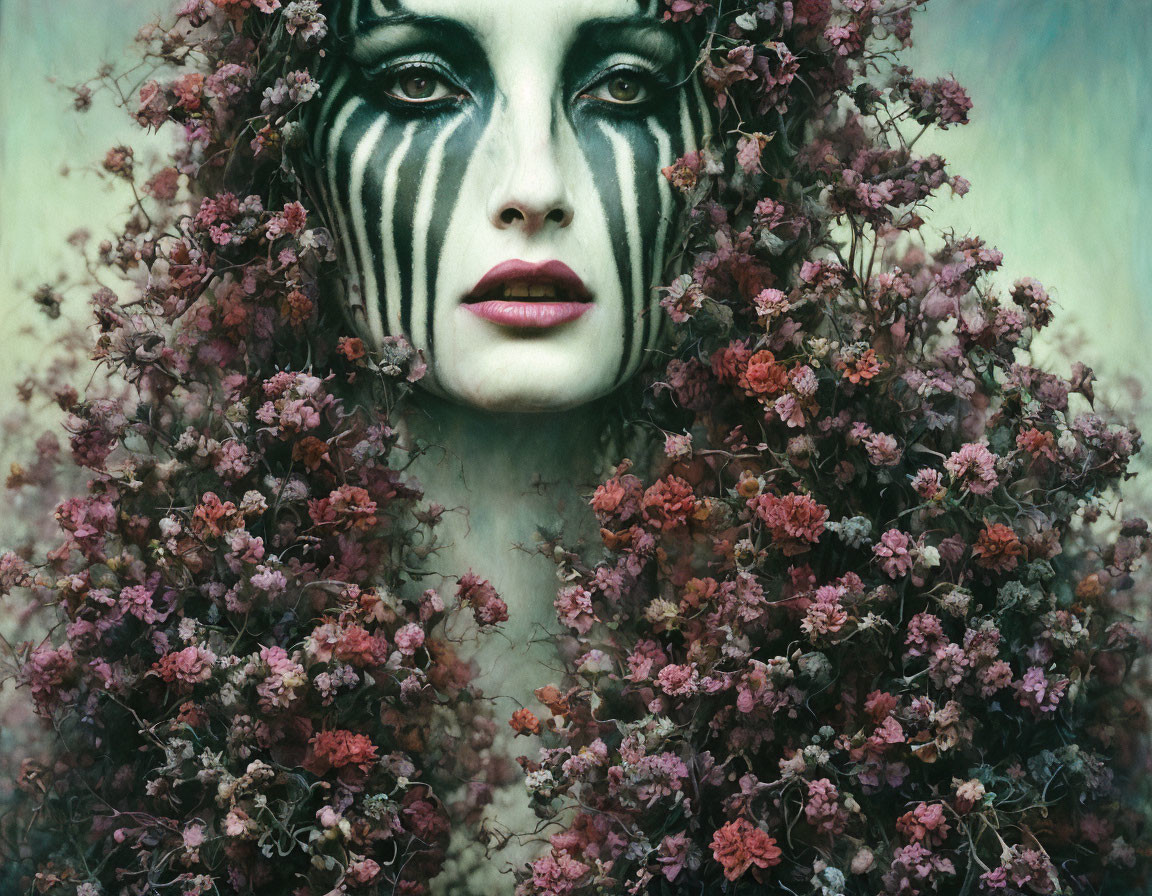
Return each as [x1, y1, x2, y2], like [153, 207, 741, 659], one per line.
[327, 0, 697, 888]
[338, 0, 689, 411]
[422, 0, 626, 411]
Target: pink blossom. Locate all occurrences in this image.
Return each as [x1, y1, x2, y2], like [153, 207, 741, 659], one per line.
[874, 528, 914, 578]
[656, 663, 700, 697]
[394, 623, 425, 656]
[1013, 666, 1069, 717]
[555, 585, 597, 634]
[944, 442, 999, 495]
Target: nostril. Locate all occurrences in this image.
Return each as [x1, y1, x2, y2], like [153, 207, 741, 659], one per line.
[545, 208, 566, 225]
[500, 208, 524, 225]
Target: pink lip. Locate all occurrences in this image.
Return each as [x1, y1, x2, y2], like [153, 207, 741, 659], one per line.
[466, 259, 593, 304]
[466, 300, 591, 328]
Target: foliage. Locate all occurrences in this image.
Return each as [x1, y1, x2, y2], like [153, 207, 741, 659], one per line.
[0, 1, 1149, 895]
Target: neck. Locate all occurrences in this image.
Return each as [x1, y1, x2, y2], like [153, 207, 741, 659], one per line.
[403, 395, 612, 881]
[401, 392, 612, 673]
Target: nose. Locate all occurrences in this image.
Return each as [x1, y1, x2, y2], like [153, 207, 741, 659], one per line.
[488, 89, 575, 235]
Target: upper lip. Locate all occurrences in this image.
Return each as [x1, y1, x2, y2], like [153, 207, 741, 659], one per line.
[465, 260, 593, 303]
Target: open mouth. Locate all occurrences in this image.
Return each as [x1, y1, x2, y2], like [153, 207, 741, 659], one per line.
[463, 260, 593, 328]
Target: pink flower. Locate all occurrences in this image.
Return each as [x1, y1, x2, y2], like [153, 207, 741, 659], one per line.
[710, 819, 782, 882]
[656, 663, 700, 697]
[904, 612, 946, 659]
[1013, 666, 1069, 717]
[804, 778, 848, 834]
[153, 645, 216, 686]
[456, 572, 508, 626]
[663, 0, 711, 23]
[255, 645, 305, 711]
[874, 528, 914, 578]
[911, 468, 945, 500]
[528, 850, 590, 894]
[394, 623, 425, 656]
[897, 802, 952, 846]
[555, 585, 597, 634]
[801, 587, 848, 639]
[865, 432, 902, 466]
[944, 442, 999, 495]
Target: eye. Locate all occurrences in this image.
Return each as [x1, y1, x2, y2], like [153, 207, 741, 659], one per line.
[582, 67, 659, 106]
[381, 63, 463, 104]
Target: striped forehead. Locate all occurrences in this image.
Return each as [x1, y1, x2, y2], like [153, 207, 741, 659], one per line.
[338, 0, 664, 41]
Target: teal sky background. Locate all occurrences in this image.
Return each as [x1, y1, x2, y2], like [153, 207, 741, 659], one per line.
[0, 0, 1149, 418]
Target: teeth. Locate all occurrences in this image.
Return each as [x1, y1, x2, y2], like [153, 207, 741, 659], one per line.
[501, 281, 557, 299]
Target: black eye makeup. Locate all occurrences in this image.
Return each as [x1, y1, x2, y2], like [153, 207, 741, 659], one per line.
[579, 63, 669, 108]
[377, 59, 469, 105]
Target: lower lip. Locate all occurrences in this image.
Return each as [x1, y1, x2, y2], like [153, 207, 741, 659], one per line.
[464, 301, 591, 329]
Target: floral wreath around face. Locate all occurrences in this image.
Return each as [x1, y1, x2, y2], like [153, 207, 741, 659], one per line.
[1, 1, 1150, 895]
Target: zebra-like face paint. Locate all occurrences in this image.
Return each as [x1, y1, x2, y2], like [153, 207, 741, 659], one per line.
[311, 0, 709, 411]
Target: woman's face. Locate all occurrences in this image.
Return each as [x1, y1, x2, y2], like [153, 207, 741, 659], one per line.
[312, 0, 708, 411]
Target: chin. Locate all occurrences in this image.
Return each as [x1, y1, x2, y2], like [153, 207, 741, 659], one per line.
[429, 358, 619, 413]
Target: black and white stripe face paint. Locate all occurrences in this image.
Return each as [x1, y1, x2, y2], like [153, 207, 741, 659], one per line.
[310, 0, 710, 411]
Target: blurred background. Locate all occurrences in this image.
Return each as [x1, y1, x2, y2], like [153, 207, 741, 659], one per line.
[0, 0, 1149, 452]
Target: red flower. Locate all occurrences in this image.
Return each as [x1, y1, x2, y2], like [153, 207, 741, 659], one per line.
[971, 522, 1024, 573]
[739, 350, 789, 397]
[305, 729, 379, 776]
[509, 708, 541, 736]
[710, 819, 782, 881]
[748, 492, 828, 555]
[641, 476, 698, 531]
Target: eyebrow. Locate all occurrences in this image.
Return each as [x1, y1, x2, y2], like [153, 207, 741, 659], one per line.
[350, 14, 476, 63]
[349, 13, 680, 66]
[576, 18, 681, 67]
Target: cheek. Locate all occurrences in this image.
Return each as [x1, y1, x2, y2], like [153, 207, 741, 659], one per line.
[331, 107, 488, 348]
[578, 114, 681, 384]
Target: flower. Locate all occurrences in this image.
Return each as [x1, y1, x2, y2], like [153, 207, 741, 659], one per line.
[456, 572, 508, 626]
[393, 623, 425, 656]
[555, 585, 597, 634]
[749, 492, 828, 555]
[740, 350, 789, 397]
[709, 819, 782, 881]
[972, 522, 1024, 573]
[874, 528, 914, 578]
[509, 708, 542, 736]
[1013, 666, 1069, 717]
[305, 729, 379, 776]
[656, 663, 700, 697]
[641, 476, 698, 530]
[944, 442, 999, 495]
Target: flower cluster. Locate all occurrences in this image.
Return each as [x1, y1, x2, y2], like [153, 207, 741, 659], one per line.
[512, 1, 1152, 894]
[1, 4, 503, 893]
[0, 1, 1149, 896]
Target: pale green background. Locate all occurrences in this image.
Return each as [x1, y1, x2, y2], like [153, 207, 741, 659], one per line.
[0, 0, 1149, 431]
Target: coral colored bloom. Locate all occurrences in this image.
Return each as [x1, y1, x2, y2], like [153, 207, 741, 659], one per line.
[749, 492, 828, 555]
[640, 476, 698, 531]
[305, 729, 379, 775]
[838, 347, 885, 384]
[710, 819, 782, 881]
[972, 522, 1024, 573]
[739, 350, 789, 397]
[509, 707, 541, 736]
